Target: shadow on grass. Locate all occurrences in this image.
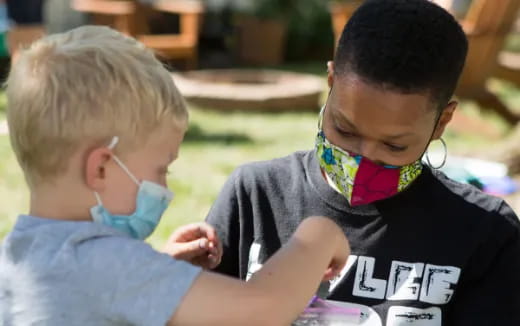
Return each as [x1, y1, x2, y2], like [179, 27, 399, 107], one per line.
[184, 124, 252, 145]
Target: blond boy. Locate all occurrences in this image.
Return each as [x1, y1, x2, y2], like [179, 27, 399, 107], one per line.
[0, 26, 349, 325]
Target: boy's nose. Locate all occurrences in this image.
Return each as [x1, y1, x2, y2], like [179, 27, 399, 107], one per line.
[358, 140, 381, 164]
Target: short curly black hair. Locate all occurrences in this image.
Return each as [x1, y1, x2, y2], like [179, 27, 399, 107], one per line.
[334, 0, 468, 109]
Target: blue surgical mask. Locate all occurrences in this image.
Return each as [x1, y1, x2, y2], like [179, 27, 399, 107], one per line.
[90, 137, 174, 240]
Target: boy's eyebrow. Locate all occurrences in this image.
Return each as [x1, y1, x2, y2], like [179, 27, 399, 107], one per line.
[331, 106, 358, 131]
[331, 105, 415, 140]
[383, 131, 415, 140]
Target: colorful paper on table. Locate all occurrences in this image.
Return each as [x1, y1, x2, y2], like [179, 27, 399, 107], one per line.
[292, 297, 363, 325]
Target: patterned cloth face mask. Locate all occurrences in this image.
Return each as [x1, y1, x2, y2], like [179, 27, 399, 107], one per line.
[315, 106, 423, 206]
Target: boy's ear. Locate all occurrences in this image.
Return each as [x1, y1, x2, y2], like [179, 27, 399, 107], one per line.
[85, 147, 113, 191]
[327, 61, 335, 88]
[432, 101, 457, 140]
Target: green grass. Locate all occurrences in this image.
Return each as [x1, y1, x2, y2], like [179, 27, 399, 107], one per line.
[150, 108, 319, 248]
[0, 62, 518, 248]
[505, 33, 520, 53]
[0, 103, 512, 247]
[0, 106, 320, 248]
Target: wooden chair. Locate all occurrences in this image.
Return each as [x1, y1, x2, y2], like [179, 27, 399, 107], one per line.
[330, 0, 520, 125]
[495, 51, 520, 88]
[137, 0, 203, 69]
[72, 0, 137, 35]
[72, 0, 204, 68]
[329, 1, 362, 50]
[455, 0, 520, 125]
[7, 25, 45, 62]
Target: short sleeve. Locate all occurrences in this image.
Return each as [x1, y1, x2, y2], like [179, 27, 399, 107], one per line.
[205, 168, 243, 277]
[74, 236, 201, 326]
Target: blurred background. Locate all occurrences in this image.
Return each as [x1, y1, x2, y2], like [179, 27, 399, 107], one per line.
[1, 0, 520, 247]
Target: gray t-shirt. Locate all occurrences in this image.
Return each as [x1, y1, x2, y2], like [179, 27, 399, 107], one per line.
[0, 215, 201, 326]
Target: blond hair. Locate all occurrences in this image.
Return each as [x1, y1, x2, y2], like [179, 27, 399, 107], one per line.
[6, 25, 188, 187]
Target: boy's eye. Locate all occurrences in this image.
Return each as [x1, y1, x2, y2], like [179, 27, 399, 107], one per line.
[334, 123, 407, 152]
[384, 143, 408, 152]
[336, 127, 358, 138]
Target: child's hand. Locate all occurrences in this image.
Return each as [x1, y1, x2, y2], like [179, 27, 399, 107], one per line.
[322, 227, 349, 281]
[161, 222, 223, 269]
[304, 217, 350, 282]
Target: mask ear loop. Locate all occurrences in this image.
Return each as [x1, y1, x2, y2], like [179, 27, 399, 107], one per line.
[107, 136, 141, 186]
[318, 86, 333, 131]
[94, 192, 103, 206]
[107, 136, 119, 150]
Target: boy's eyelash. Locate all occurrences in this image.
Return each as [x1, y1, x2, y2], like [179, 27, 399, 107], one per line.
[336, 125, 407, 152]
[342, 131, 358, 137]
[385, 143, 407, 152]
[336, 126, 358, 137]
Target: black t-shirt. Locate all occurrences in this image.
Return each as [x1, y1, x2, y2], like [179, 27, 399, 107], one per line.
[206, 150, 520, 326]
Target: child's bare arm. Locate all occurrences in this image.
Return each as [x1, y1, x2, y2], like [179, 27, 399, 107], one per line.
[168, 216, 350, 326]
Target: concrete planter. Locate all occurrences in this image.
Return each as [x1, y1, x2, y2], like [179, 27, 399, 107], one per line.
[172, 69, 325, 112]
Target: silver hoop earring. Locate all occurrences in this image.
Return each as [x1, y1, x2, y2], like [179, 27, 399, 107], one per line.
[425, 138, 447, 169]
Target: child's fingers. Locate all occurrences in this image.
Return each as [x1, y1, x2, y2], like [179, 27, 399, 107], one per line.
[323, 263, 344, 281]
[169, 222, 215, 243]
[169, 224, 200, 242]
[207, 254, 220, 269]
[208, 242, 222, 268]
[196, 222, 218, 243]
[208, 241, 219, 252]
[170, 238, 209, 260]
[217, 239, 223, 257]
[208, 241, 223, 260]
[322, 267, 335, 281]
[208, 241, 216, 254]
